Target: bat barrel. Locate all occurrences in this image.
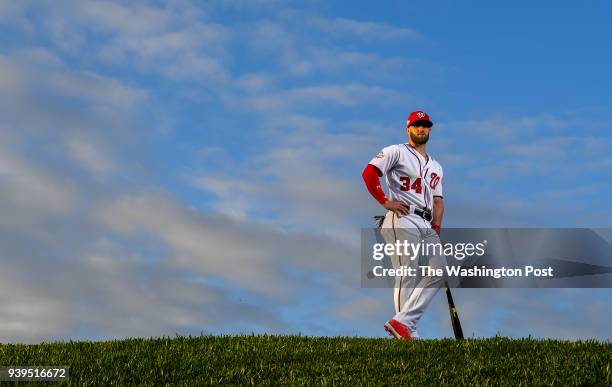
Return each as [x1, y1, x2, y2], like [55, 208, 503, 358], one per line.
[445, 286, 464, 340]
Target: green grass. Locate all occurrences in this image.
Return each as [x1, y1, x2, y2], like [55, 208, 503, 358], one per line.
[1, 336, 610, 385]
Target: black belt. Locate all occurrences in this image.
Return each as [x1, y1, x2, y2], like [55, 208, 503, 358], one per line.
[414, 207, 432, 222]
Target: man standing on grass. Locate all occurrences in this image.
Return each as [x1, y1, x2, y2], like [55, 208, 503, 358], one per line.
[362, 110, 447, 340]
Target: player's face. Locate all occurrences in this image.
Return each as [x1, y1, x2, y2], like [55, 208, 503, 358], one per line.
[407, 123, 431, 145]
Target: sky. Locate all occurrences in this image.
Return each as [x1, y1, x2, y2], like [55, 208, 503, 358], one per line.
[0, 0, 611, 343]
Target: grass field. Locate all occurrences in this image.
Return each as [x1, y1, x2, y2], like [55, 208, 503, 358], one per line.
[1, 335, 610, 385]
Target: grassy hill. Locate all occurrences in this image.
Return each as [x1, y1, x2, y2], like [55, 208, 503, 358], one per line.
[1, 335, 610, 385]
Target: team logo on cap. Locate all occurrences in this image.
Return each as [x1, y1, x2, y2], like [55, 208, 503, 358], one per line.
[416, 111, 426, 118]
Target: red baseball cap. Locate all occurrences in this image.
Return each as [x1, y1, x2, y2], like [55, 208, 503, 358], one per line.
[406, 110, 433, 128]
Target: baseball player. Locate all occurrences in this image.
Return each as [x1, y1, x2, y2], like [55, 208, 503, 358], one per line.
[362, 110, 446, 340]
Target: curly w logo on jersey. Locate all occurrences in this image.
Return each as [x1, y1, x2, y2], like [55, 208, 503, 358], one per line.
[430, 172, 441, 190]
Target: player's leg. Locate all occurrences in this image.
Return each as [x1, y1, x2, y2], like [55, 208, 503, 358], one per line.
[380, 213, 425, 339]
[394, 227, 448, 336]
[380, 212, 402, 313]
[380, 213, 421, 313]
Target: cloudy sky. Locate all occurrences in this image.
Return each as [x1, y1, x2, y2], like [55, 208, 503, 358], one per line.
[1, 0, 610, 343]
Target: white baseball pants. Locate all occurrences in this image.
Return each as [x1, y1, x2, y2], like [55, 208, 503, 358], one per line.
[380, 211, 448, 338]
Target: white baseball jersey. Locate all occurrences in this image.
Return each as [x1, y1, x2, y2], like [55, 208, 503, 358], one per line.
[368, 143, 443, 212]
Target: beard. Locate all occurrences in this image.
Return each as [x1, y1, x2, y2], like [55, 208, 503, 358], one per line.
[410, 132, 429, 145]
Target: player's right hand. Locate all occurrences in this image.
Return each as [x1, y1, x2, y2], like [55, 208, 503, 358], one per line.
[382, 200, 410, 216]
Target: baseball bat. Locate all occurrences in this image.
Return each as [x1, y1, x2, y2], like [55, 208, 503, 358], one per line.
[444, 285, 464, 339]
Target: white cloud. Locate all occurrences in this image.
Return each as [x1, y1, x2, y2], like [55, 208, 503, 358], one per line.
[243, 13, 429, 80]
[279, 9, 421, 41]
[0, 267, 75, 341]
[0, 50, 144, 111]
[4, 1, 230, 82]
[450, 113, 582, 142]
[75, 1, 175, 35]
[51, 69, 144, 109]
[93, 190, 360, 298]
[0, 140, 79, 218]
[235, 73, 274, 93]
[0, 56, 27, 93]
[66, 135, 118, 176]
[0, 227, 292, 343]
[77, 2, 230, 82]
[227, 83, 405, 113]
[188, 114, 395, 243]
[316, 16, 420, 40]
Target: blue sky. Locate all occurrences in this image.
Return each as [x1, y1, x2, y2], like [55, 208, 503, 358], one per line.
[0, 1, 610, 343]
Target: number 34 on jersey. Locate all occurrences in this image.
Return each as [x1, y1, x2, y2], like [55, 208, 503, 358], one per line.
[399, 173, 441, 193]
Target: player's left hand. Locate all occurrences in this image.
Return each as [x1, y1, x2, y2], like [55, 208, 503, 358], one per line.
[432, 224, 441, 236]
